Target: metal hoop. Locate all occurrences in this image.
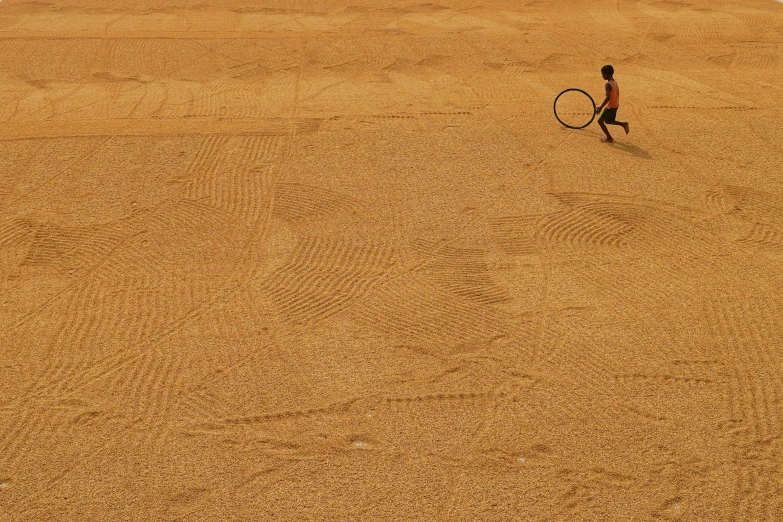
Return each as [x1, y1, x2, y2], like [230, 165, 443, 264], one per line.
[554, 88, 597, 129]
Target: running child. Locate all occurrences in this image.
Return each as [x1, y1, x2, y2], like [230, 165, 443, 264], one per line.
[595, 64, 629, 143]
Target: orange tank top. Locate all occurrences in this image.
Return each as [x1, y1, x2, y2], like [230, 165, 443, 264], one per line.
[607, 79, 620, 109]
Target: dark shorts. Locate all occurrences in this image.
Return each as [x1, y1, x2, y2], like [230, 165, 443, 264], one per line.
[599, 107, 618, 123]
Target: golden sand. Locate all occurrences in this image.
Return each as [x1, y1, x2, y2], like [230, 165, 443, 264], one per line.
[1, 0, 783, 519]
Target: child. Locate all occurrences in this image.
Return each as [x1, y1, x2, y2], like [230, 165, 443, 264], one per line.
[595, 64, 629, 143]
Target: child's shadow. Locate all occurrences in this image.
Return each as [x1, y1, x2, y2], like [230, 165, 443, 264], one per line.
[580, 128, 652, 159]
[609, 141, 652, 160]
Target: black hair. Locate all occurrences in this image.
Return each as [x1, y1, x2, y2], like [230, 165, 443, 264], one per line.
[601, 64, 614, 76]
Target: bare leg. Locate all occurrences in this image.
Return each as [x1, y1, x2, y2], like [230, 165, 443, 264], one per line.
[606, 120, 629, 134]
[598, 120, 613, 142]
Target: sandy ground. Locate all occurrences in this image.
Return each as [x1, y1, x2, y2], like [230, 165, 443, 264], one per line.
[1, 0, 783, 520]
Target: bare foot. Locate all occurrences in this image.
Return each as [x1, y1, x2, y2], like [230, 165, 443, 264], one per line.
[602, 137, 614, 143]
[623, 123, 630, 134]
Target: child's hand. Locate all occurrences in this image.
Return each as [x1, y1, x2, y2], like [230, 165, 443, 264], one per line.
[595, 107, 601, 114]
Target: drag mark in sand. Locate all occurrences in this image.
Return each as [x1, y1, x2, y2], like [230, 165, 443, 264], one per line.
[258, 236, 397, 325]
[2, 0, 783, 519]
[703, 293, 783, 521]
[272, 182, 362, 223]
[347, 272, 507, 344]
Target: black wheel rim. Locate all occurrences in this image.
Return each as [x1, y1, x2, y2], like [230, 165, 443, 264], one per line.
[554, 88, 596, 129]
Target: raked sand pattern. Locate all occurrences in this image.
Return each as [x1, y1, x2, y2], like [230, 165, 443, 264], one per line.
[1, 0, 783, 520]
